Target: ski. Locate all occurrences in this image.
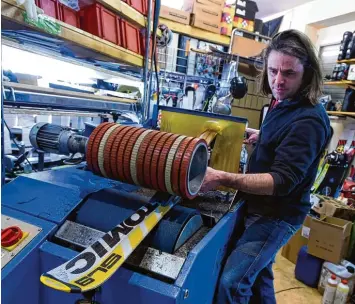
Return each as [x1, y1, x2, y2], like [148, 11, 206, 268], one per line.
[40, 194, 180, 293]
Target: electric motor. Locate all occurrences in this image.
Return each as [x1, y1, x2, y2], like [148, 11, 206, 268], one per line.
[29, 123, 87, 155]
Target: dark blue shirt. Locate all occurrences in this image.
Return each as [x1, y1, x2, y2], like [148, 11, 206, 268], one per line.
[245, 97, 331, 225]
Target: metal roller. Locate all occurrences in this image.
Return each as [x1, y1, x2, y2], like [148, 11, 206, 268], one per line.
[30, 122, 209, 199]
[87, 123, 208, 199]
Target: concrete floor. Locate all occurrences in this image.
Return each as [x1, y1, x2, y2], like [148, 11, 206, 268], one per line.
[273, 251, 322, 303]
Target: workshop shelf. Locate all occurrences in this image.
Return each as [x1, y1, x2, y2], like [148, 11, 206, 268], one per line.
[337, 59, 355, 64]
[1, 0, 144, 67]
[327, 111, 355, 118]
[324, 80, 355, 87]
[159, 17, 231, 46]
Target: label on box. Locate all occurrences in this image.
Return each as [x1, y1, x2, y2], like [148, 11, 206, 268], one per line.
[302, 226, 310, 239]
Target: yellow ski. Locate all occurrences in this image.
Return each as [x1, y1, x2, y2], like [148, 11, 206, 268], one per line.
[40, 194, 180, 293]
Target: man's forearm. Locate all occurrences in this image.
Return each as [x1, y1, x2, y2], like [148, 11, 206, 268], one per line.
[219, 172, 275, 195]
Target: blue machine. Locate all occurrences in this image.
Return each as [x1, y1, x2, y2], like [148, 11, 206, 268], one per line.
[2, 164, 245, 304]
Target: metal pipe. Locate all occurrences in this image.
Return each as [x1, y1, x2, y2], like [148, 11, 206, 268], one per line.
[142, 0, 153, 123]
[228, 28, 238, 54]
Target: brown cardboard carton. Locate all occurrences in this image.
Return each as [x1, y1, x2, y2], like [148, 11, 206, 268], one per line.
[190, 14, 220, 34]
[312, 196, 355, 222]
[183, 0, 224, 12]
[198, 0, 224, 8]
[231, 35, 267, 57]
[281, 216, 312, 264]
[160, 6, 190, 25]
[308, 216, 353, 264]
[191, 4, 222, 23]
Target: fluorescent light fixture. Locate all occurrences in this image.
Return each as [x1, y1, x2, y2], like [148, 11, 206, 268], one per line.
[2, 45, 143, 92]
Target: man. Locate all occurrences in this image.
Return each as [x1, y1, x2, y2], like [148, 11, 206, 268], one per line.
[201, 29, 331, 303]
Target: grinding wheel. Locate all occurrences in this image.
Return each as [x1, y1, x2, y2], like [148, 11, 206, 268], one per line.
[145, 205, 203, 253]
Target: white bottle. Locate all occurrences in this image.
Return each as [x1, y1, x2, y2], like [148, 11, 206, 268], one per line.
[322, 274, 338, 304]
[334, 280, 350, 304]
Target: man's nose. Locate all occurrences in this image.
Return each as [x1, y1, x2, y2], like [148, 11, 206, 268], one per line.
[275, 71, 285, 85]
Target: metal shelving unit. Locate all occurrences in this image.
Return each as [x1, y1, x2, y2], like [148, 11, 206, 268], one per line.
[2, 0, 144, 67]
[324, 80, 355, 87]
[159, 17, 230, 46]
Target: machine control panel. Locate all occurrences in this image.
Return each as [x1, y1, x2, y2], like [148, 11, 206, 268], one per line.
[1, 215, 41, 268]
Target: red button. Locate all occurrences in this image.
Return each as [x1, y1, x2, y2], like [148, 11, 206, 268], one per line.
[1, 226, 23, 247]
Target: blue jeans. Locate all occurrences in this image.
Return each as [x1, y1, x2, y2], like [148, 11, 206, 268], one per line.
[216, 214, 301, 304]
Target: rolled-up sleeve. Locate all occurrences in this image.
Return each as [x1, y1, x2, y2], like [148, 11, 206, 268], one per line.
[270, 118, 327, 196]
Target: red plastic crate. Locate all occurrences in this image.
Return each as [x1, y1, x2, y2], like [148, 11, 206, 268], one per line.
[80, 3, 122, 46]
[128, 0, 144, 14]
[36, 0, 60, 19]
[121, 20, 141, 55]
[59, 4, 80, 27]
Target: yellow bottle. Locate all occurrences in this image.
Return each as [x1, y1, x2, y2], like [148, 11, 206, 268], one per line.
[334, 279, 349, 304]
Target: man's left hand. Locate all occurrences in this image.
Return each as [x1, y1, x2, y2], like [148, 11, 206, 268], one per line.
[200, 167, 224, 193]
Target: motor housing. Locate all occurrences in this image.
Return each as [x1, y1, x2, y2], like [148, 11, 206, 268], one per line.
[29, 123, 87, 155]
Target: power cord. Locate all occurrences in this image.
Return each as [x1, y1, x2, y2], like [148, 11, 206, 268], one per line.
[155, 51, 160, 106]
[275, 286, 306, 294]
[3, 119, 37, 172]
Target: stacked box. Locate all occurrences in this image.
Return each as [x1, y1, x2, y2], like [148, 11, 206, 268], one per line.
[233, 0, 258, 32]
[183, 0, 224, 34]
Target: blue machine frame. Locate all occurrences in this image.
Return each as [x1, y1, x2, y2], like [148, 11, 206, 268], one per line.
[2, 166, 245, 304]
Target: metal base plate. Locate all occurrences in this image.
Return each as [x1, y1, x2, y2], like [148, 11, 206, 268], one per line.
[54, 220, 186, 281]
[1, 215, 41, 269]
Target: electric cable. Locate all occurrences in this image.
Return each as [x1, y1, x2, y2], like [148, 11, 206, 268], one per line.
[155, 52, 160, 106]
[63, 153, 84, 165]
[3, 119, 37, 172]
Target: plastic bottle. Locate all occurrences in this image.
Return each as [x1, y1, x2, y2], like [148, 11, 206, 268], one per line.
[319, 261, 355, 295]
[334, 280, 350, 304]
[322, 274, 338, 304]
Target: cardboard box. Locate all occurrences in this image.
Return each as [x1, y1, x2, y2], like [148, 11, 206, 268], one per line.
[312, 196, 355, 222]
[190, 14, 220, 34]
[281, 216, 312, 264]
[231, 35, 267, 57]
[183, 0, 225, 12]
[235, 0, 258, 20]
[220, 4, 235, 36]
[192, 4, 222, 22]
[308, 216, 353, 264]
[160, 6, 190, 25]
[233, 16, 255, 32]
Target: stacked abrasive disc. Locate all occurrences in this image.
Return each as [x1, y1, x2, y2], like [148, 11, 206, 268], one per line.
[86, 123, 208, 199]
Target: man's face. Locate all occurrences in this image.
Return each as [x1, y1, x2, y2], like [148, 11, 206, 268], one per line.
[267, 50, 305, 100]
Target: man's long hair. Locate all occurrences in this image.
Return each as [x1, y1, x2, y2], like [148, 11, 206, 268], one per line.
[259, 29, 323, 105]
